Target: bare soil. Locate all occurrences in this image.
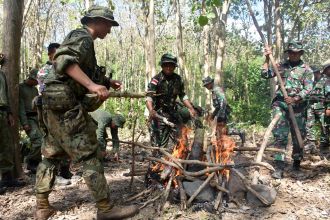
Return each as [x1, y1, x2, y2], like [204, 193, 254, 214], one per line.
[1, 133, 330, 220]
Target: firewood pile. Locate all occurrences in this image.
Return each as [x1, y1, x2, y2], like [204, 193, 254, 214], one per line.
[121, 121, 278, 214]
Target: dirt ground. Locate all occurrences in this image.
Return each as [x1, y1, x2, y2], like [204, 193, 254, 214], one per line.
[1, 132, 330, 220]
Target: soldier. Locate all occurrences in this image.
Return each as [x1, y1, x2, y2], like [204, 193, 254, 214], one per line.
[146, 53, 197, 149]
[0, 53, 25, 194]
[202, 76, 246, 144]
[37, 42, 73, 181]
[19, 69, 43, 174]
[37, 43, 60, 93]
[261, 41, 313, 179]
[90, 109, 126, 161]
[305, 66, 328, 154]
[34, 5, 138, 220]
[322, 60, 330, 151]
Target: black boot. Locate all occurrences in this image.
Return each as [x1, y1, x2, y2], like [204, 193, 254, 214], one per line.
[239, 131, 246, 145]
[292, 160, 301, 171]
[272, 161, 285, 179]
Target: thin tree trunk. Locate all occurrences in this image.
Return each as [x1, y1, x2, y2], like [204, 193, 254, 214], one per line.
[274, 0, 282, 62]
[202, 0, 211, 106]
[2, 0, 24, 177]
[214, 0, 231, 86]
[148, 0, 156, 77]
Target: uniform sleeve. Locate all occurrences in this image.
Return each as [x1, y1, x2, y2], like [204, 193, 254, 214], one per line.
[54, 32, 93, 75]
[178, 76, 188, 101]
[325, 78, 330, 109]
[96, 122, 107, 150]
[298, 68, 314, 100]
[146, 76, 158, 102]
[18, 85, 28, 126]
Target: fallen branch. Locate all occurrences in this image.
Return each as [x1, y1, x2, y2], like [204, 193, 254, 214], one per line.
[160, 171, 175, 214]
[130, 116, 138, 190]
[187, 172, 215, 206]
[139, 192, 162, 209]
[126, 188, 154, 202]
[234, 147, 285, 153]
[232, 168, 271, 206]
[210, 179, 229, 194]
[176, 176, 187, 210]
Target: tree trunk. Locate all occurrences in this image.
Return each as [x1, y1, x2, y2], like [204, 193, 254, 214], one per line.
[263, 0, 276, 99]
[274, 0, 282, 62]
[147, 0, 156, 77]
[214, 0, 231, 86]
[174, 0, 189, 90]
[2, 0, 24, 177]
[202, 0, 211, 106]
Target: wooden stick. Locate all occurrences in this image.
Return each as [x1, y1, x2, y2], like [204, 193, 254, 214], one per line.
[252, 114, 281, 184]
[126, 188, 154, 202]
[187, 172, 215, 206]
[129, 116, 138, 190]
[214, 180, 226, 210]
[234, 147, 285, 153]
[176, 176, 187, 210]
[160, 171, 174, 214]
[231, 168, 271, 206]
[210, 180, 229, 194]
[245, 0, 304, 151]
[139, 192, 162, 209]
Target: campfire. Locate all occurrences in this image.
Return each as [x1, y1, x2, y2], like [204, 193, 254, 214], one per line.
[123, 120, 277, 214]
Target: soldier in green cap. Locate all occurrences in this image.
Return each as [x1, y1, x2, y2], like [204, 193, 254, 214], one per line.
[261, 41, 313, 179]
[305, 65, 328, 154]
[202, 76, 246, 144]
[0, 53, 25, 194]
[146, 53, 197, 149]
[19, 68, 43, 174]
[34, 5, 138, 220]
[90, 109, 126, 161]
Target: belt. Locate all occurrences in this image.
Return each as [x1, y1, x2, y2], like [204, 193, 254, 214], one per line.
[26, 112, 38, 117]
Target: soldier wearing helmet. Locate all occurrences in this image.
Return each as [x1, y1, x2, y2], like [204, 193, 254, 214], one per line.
[261, 41, 314, 179]
[34, 5, 138, 220]
[146, 53, 196, 149]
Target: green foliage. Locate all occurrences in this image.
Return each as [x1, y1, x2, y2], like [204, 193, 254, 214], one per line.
[198, 15, 208, 26]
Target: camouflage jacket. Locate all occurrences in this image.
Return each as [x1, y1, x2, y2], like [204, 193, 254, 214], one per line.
[19, 82, 39, 125]
[37, 61, 53, 93]
[0, 70, 11, 112]
[261, 60, 314, 101]
[90, 109, 119, 149]
[44, 26, 110, 100]
[325, 76, 330, 110]
[146, 71, 188, 112]
[306, 75, 328, 109]
[211, 84, 228, 119]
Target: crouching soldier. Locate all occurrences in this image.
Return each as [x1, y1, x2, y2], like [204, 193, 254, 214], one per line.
[90, 109, 126, 161]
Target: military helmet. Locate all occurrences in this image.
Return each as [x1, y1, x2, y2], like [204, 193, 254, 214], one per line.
[81, 5, 119, 26]
[202, 76, 214, 87]
[28, 68, 39, 81]
[322, 59, 330, 71]
[112, 114, 126, 128]
[285, 40, 304, 53]
[159, 53, 178, 67]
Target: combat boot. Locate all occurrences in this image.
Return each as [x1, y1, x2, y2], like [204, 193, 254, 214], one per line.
[96, 198, 139, 220]
[35, 194, 56, 220]
[292, 160, 301, 171]
[59, 164, 73, 179]
[271, 160, 285, 179]
[239, 131, 246, 145]
[304, 141, 317, 155]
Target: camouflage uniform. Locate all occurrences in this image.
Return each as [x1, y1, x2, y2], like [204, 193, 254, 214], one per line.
[90, 109, 125, 152]
[19, 69, 43, 168]
[35, 26, 112, 202]
[146, 54, 188, 148]
[0, 70, 14, 174]
[322, 60, 330, 148]
[202, 76, 245, 143]
[261, 50, 313, 162]
[305, 69, 328, 149]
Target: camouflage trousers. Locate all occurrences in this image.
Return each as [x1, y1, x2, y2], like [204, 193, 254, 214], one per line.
[24, 116, 43, 165]
[0, 111, 14, 173]
[35, 105, 108, 202]
[272, 101, 306, 161]
[306, 107, 329, 146]
[149, 111, 183, 149]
